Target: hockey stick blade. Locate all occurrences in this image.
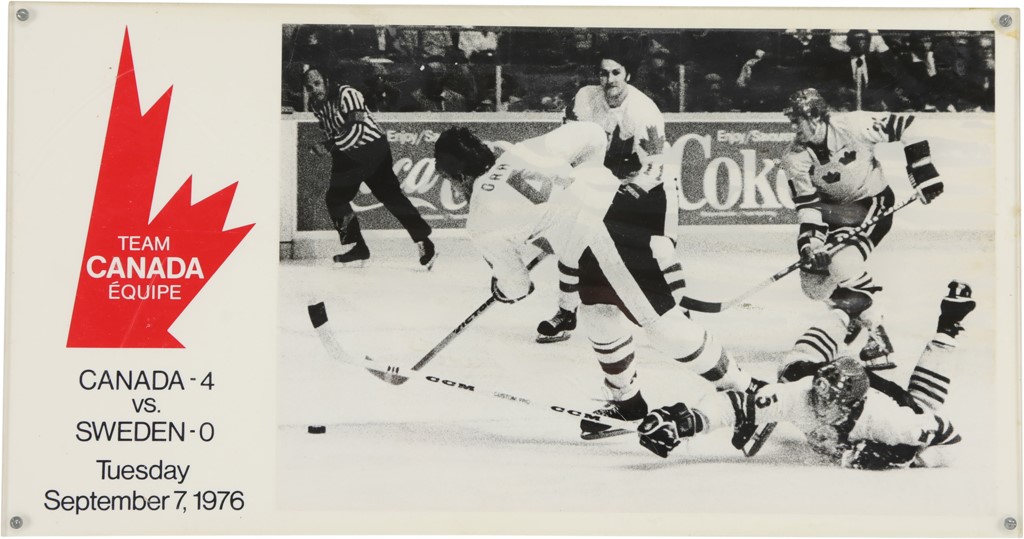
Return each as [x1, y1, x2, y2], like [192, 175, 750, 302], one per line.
[580, 428, 632, 441]
[680, 196, 919, 314]
[677, 296, 722, 314]
[308, 302, 411, 385]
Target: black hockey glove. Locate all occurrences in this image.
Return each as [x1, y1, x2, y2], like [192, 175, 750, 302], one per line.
[841, 440, 920, 470]
[904, 141, 943, 205]
[638, 402, 707, 458]
[799, 244, 831, 273]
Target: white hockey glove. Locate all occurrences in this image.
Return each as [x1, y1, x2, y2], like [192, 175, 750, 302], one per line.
[490, 277, 534, 304]
[638, 403, 707, 458]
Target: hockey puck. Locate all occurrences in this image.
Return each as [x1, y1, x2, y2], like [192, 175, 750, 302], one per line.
[307, 425, 327, 434]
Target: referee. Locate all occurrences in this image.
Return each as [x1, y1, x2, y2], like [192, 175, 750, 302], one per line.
[303, 67, 435, 268]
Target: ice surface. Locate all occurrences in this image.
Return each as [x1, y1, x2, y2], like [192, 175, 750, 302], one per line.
[277, 227, 997, 518]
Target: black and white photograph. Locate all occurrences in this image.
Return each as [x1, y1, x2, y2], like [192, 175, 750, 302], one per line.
[2, 3, 1018, 536]
[276, 10, 1017, 536]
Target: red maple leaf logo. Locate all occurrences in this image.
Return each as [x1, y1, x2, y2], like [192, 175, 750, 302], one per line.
[67, 29, 253, 348]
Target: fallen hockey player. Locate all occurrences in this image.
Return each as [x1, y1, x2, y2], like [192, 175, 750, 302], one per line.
[637, 280, 975, 469]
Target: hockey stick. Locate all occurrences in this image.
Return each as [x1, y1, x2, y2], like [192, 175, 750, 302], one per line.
[307, 300, 633, 433]
[309, 303, 774, 455]
[406, 251, 548, 374]
[679, 195, 919, 313]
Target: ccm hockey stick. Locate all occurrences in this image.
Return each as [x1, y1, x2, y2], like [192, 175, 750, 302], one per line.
[310, 302, 774, 456]
[307, 300, 632, 433]
[680, 195, 919, 314]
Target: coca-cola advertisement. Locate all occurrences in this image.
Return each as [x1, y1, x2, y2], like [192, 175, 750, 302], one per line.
[667, 121, 797, 225]
[295, 117, 798, 231]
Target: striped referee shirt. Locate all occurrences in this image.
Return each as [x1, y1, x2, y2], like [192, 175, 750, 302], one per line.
[312, 84, 384, 152]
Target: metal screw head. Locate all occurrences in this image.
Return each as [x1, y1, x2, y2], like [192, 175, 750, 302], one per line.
[15, 8, 28, 21]
[1005, 517, 1017, 530]
[999, 14, 1013, 27]
[9, 516, 22, 529]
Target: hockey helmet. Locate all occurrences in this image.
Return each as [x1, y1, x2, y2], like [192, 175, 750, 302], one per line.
[784, 88, 830, 121]
[811, 356, 869, 420]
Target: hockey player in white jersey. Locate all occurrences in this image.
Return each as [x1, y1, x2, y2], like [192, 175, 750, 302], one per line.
[781, 88, 944, 369]
[637, 280, 974, 469]
[535, 41, 685, 344]
[433, 123, 763, 445]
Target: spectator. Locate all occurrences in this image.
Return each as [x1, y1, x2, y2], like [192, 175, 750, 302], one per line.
[383, 27, 418, 62]
[406, 57, 476, 112]
[458, 29, 499, 63]
[420, 29, 457, 60]
[361, 63, 402, 112]
[476, 72, 526, 112]
[819, 30, 904, 111]
[634, 49, 679, 112]
[688, 73, 735, 112]
[333, 26, 383, 61]
[899, 32, 938, 110]
[736, 48, 765, 90]
[963, 34, 995, 111]
[292, 25, 331, 68]
[283, 27, 996, 116]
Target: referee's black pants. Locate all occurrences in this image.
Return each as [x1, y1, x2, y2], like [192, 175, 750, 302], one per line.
[327, 138, 432, 247]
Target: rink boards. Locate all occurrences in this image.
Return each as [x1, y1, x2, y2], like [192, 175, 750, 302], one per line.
[279, 112, 994, 259]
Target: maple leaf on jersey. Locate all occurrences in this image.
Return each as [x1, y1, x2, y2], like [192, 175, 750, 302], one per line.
[67, 29, 253, 348]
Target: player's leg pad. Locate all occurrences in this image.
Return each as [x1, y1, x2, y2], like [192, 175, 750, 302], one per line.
[592, 335, 637, 396]
[673, 331, 748, 391]
[558, 262, 580, 294]
[796, 325, 841, 364]
[908, 365, 951, 411]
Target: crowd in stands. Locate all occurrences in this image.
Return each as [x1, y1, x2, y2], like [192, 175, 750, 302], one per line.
[282, 25, 995, 114]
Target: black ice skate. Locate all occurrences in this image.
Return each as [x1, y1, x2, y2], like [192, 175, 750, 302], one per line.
[859, 324, 896, 371]
[333, 243, 370, 267]
[580, 391, 648, 440]
[937, 280, 975, 338]
[536, 308, 577, 343]
[417, 239, 437, 270]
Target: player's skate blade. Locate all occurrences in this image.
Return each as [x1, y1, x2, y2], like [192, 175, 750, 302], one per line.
[580, 391, 647, 441]
[860, 325, 895, 371]
[417, 239, 436, 271]
[741, 422, 777, 457]
[536, 331, 572, 344]
[536, 308, 576, 344]
[333, 243, 370, 268]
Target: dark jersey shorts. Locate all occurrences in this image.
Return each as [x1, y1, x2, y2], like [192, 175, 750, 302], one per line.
[578, 183, 676, 326]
